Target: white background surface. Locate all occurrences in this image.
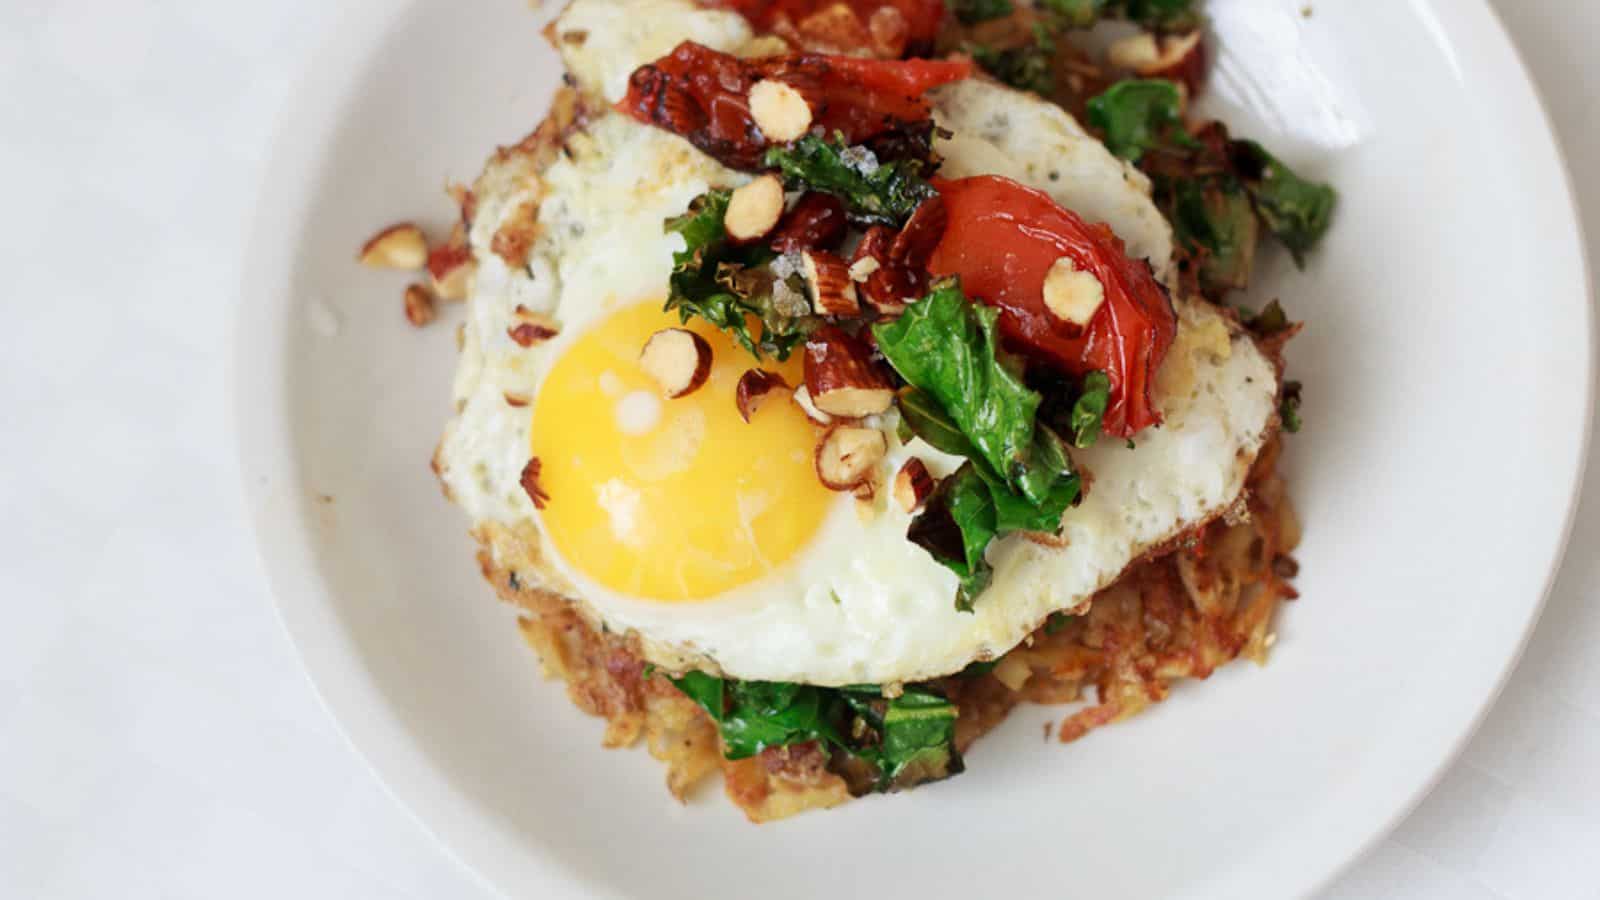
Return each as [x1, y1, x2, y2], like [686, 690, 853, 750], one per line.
[1, 2, 1595, 898]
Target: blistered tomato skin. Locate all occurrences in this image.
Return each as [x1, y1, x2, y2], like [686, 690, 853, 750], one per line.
[616, 41, 971, 171]
[927, 175, 1178, 438]
[705, 0, 946, 56]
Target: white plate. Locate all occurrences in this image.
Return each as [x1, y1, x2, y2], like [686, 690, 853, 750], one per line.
[235, 1, 1592, 897]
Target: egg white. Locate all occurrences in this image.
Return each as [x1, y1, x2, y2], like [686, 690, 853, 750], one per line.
[434, 0, 1280, 686]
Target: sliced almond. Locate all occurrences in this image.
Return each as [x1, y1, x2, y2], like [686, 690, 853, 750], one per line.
[725, 175, 786, 243]
[402, 283, 435, 327]
[359, 223, 428, 269]
[749, 79, 813, 142]
[801, 249, 859, 317]
[893, 458, 934, 513]
[1042, 256, 1106, 331]
[804, 326, 894, 418]
[815, 425, 887, 491]
[792, 384, 833, 426]
[735, 369, 789, 422]
[640, 328, 712, 398]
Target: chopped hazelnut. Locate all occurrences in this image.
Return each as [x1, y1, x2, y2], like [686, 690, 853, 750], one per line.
[640, 328, 712, 398]
[749, 79, 813, 142]
[893, 458, 934, 513]
[402, 283, 435, 327]
[725, 175, 786, 242]
[1042, 256, 1106, 330]
[735, 369, 789, 422]
[359, 223, 429, 269]
[815, 425, 887, 491]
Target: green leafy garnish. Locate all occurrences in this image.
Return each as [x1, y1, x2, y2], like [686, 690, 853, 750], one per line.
[840, 687, 963, 791]
[874, 281, 1044, 501]
[877, 281, 1082, 609]
[1086, 79, 1192, 162]
[952, 0, 1014, 25]
[668, 674, 962, 792]
[664, 190, 816, 360]
[1247, 299, 1291, 336]
[1280, 380, 1303, 434]
[908, 464, 998, 609]
[1163, 174, 1259, 294]
[970, 25, 1057, 96]
[1037, 0, 1108, 28]
[762, 134, 936, 227]
[670, 672, 838, 760]
[1068, 371, 1111, 448]
[1230, 140, 1338, 265]
[1110, 0, 1201, 31]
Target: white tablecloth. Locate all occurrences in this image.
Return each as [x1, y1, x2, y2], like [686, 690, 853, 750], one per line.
[2, 2, 1595, 897]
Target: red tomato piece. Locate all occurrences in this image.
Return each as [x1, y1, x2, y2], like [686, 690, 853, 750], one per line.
[616, 41, 970, 170]
[705, 0, 945, 57]
[927, 175, 1177, 438]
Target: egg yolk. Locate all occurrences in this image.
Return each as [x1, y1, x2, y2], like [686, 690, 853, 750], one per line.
[531, 302, 835, 602]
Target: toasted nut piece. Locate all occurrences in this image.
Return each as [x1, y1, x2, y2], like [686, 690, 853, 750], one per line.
[359, 223, 428, 269]
[867, 6, 910, 58]
[520, 457, 550, 509]
[507, 308, 559, 347]
[1106, 33, 1161, 70]
[427, 226, 475, 301]
[749, 79, 813, 142]
[769, 192, 847, 253]
[1042, 256, 1106, 330]
[848, 256, 881, 282]
[792, 384, 833, 425]
[815, 425, 887, 491]
[735, 369, 789, 422]
[503, 392, 530, 408]
[851, 224, 916, 315]
[804, 326, 894, 418]
[888, 196, 947, 269]
[640, 328, 712, 398]
[801, 250, 859, 317]
[725, 175, 786, 242]
[402, 283, 436, 326]
[893, 458, 934, 513]
[1108, 31, 1205, 94]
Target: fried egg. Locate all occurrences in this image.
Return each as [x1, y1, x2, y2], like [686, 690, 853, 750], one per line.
[434, 0, 1280, 686]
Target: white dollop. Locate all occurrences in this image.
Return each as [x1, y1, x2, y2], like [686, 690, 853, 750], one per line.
[614, 389, 662, 435]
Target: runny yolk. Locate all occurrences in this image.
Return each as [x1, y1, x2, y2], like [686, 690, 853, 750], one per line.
[531, 302, 835, 602]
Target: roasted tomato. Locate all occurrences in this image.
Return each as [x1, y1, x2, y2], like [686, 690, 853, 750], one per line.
[927, 175, 1177, 437]
[703, 0, 945, 57]
[617, 41, 970, 170]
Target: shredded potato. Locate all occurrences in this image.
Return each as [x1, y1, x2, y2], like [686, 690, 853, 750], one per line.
[475, 434, 1298, 822]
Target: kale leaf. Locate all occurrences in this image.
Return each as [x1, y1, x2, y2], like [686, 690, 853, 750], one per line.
[1230, 140, 1338, 266]
[670, 671, 840, 760]
[1068, 370, 1111, 448]
[1086, 78, 1193, 162]
[1037, 0, 1108, 28]
[908, 464, 998, 609]
[839, 686, 964, 791]
[664, 190, 816, 360]
[952, 0, 1015, 25]
[878, 281, 1082, 609]
[1162, 173, 1259, 294]
[970, 25, 1057, 96]
[1111, 0, 1201, 31]
[668, 674, 963, 791]
[762, 134, 937, 227]
[874, 281, 1042, 499]
[1280, 380, 1304, 434]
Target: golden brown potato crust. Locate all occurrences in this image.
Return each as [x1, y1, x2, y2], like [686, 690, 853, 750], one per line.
[472, 436, 1298, 822]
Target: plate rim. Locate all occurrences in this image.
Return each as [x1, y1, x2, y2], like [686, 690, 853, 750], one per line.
[231, 1, 1595, 897]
